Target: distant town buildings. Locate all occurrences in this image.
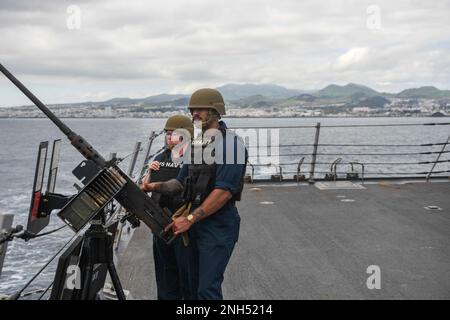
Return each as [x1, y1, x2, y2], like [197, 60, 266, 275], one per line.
[0, 98, 449, 118]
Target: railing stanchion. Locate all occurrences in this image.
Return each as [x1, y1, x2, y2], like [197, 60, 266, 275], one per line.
[0, 214, 14, 277]
[426, 134, 450, 182]
[138, 131, 157, 183]
[308, 122, 321, 183]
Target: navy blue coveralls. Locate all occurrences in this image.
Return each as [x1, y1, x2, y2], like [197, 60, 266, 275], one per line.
[151, 149, 197, 300]
[176, 121, 246, 300]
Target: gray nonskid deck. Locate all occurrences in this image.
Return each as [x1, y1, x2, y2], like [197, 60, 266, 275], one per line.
[117, 180, 450, 299]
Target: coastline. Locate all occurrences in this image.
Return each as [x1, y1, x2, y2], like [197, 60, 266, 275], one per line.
[0, 115, 448, 119]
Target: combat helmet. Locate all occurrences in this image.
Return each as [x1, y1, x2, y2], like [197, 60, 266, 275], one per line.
[164, 114, 194, 136]
[188, 88, 225, 116]
[188, 88, 225, 130]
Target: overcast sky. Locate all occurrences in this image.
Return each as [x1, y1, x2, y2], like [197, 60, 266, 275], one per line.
[1, 0, 449, 107]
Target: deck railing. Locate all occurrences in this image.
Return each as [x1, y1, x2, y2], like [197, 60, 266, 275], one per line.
[229, 121, 450, 182]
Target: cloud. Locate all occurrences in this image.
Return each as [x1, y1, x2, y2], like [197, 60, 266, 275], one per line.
[333, 47, 369, 70]
[0, 0, 449, 106]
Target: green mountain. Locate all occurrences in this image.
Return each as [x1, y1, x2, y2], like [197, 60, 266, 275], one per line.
[351, 96, 391, 108]
[217, 83, 303, 100]
[317, 83, 379, 99]
[291, 94, 317, 102]
[149, 97, 189, 107]
[102, 97, 135, 106]
[141, 94, 189, 104]
[396, 86, 450, 99]
[98, 94, 188, 107]
[230, 95, 274, 108]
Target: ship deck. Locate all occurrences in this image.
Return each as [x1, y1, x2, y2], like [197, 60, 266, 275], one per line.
[117, 179, 450, 299]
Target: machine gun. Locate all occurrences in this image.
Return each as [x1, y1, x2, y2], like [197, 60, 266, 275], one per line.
[0, 63, 175, 243]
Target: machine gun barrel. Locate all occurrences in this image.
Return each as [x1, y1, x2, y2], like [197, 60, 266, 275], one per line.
[0, 63, 175, 243]
[0, 63, 106, 168]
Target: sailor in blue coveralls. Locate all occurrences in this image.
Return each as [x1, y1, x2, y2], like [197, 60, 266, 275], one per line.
[142, 88, 247, 300]
[140, 115, 196, 300]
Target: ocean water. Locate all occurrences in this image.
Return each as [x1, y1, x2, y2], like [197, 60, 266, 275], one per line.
[0, 117, 449, 297]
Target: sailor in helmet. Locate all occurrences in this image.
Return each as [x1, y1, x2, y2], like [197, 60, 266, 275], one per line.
[140, 115, 195, 300]
[142, 89, 247, 300]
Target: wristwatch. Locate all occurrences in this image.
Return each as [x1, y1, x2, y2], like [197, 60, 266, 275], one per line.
[187, 214, 195, 224]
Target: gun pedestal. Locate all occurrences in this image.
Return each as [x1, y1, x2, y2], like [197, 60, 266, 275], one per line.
[50, 211, 126, 300]
[79, 220, 125, 300]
